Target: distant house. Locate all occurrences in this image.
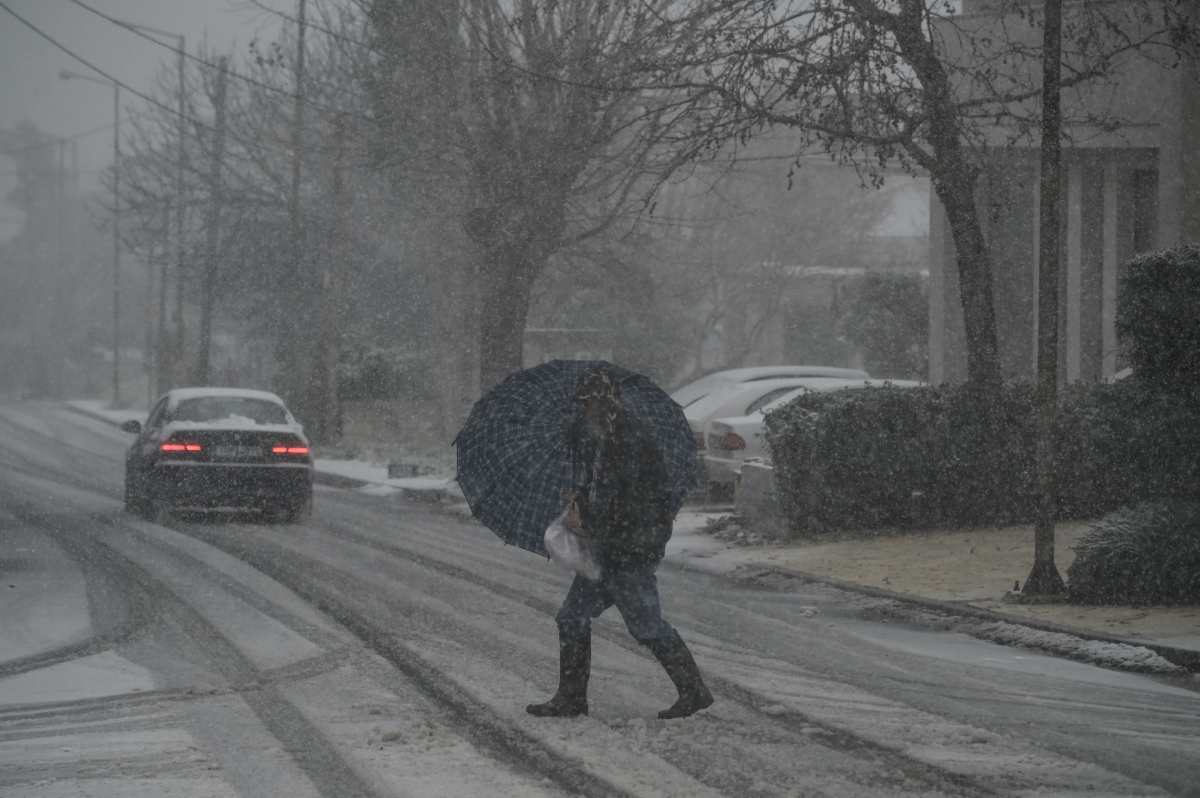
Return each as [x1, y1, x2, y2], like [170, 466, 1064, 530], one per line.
[929, 2, 1200, 384]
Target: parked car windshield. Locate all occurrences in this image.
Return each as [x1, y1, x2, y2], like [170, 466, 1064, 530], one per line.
[745, 386, 808, 415]
[172, 397, 289, 425]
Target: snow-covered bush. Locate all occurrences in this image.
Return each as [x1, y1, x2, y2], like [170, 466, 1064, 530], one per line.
[1068, 502, 1200, 605]
[763, 380, 1200, 537]
[1117, 244, 1200, 395]
[763, 382, 1037, 535]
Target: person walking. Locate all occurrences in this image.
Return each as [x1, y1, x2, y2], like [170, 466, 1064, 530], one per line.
[526, 369, 713, 720]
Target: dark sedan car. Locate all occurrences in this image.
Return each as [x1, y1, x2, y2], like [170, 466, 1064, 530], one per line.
[122, 388, 313, 522]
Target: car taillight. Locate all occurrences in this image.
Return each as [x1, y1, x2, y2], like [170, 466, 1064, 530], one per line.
[161, 440, 202, 452]
[694, 432, 705, 451]
[272, 442, 309, 454]
[717, 433, 746, 451]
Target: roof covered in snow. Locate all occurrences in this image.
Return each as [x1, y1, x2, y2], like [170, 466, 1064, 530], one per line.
[165, 387, 287, 407]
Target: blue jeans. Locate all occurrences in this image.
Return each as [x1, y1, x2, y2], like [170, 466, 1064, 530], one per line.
[555, 567, 675, 645]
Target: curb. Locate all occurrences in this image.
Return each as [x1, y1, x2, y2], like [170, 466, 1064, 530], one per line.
[705, 561, 1200, 674]
[313, 470, 373, 489]
[64, 401, 132, 427]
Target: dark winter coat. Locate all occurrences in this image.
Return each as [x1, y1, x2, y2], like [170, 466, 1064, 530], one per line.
[575, 409, 674, 571]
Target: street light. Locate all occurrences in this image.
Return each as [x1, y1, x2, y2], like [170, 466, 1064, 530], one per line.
[110, 20, 185, 396]
[60, 69, 122, 407]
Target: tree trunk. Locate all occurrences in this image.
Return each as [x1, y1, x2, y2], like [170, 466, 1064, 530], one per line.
[1027, 0, 1067, 598]
[931, 173, 1003, 388]
[318, 119, 345, 445]
[478, 246, 539, 394]
[891, 4, 1003, 387]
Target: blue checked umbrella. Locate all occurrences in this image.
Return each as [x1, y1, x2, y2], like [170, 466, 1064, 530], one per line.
[455, 360, 696, 557]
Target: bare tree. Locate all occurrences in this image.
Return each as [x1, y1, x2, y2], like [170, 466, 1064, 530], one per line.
[369, 0, 705, 392]
[660, 0, 1199, 387]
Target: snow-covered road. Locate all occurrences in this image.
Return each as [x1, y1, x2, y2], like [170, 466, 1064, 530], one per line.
[1, 401, 1198, 797]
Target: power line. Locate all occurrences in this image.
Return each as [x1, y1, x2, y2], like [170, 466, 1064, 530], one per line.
[245, 0, 376, 52]
[66, 0, 369, 111]
[66, 0, 297, 101]
[0, 121, 119, 157]
[0, 0, 215, 132]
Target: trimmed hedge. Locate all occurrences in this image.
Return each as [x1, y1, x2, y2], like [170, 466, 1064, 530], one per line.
[762, 380, 1200, 537]
[1116, 244, 1200, 394]
[1068, 502, 1200, 606]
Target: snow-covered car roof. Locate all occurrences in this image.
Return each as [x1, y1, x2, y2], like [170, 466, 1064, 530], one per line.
[671, 366, 871, 408]
[157, 387, 304, 434]
[165, 387, 288, 408]
[754, 378, 924, 416]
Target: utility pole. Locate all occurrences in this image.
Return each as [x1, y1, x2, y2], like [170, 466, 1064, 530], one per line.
[172, 34, 187, 389]
[290, 0, 306, 272]
[112, 83, 121, 406]
[322, 118, 345, 443]
[1027, 0, 1067, 598]
[160, 32, 186, 393]
[286, 0, 309, 411]
[195, 57, 227, 386]
[55, 138, 66, 398]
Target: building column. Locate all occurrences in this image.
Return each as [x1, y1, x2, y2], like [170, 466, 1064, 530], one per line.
[1101, 165, 1120, 378]
[928, 196, 966, 384]
[1065, 163, 1084, 382]
[1030, 157, 1041, 378]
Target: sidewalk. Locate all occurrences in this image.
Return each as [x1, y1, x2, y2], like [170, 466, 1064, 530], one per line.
[668, 512, 1200, 674]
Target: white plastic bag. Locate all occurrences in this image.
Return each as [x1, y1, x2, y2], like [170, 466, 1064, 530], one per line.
[544, 506, 603, 582]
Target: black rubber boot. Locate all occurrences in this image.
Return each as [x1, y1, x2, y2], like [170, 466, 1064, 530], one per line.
[649, 632, 713, 719]
[526, 631, 590, 717]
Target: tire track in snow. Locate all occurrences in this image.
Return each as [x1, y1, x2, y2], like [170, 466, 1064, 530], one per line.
[180, 506, 1002, 798]
[0, 498, 158, 681]
[0, 495, 380, 798]
[233, 495, 1186, 797]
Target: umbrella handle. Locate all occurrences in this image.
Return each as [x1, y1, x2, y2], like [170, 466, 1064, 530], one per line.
[564, 502, 593, 539]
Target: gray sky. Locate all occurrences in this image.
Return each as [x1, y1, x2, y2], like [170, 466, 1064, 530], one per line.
[1, 0, 288, 240]
[0, 0, 930, 243]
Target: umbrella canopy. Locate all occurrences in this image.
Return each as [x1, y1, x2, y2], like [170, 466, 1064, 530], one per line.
[456, 360, 696, 557]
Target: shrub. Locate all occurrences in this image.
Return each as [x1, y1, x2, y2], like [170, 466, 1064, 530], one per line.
[764, 382, 1037, 534]
[763, 380, 1200, 537]
[1068, 502, 1200, 605]
[1116, 244, 1200, 394]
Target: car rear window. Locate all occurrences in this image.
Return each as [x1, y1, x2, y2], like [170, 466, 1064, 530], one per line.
[745, 387, 803, 415]
[173, 397, 289, 425]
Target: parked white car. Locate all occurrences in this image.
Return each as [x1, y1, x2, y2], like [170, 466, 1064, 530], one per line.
[671, 365, 870, 410]
[704, 378, 924, 487]
[683, 377, 872, 453]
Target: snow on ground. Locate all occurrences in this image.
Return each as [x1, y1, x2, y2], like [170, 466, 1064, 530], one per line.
[710, 522, 1200, 652]
[687, 631, 1178, 797]
[972, 621, 1187, 675]
[0, 521, 91, 660]
[312, 458, 459, 495]
[0, 651, 156, 705]
[665, 510, 734, 560]
[66, 400, 146, 428]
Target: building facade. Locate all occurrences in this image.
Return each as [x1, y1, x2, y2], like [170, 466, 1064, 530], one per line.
[929, 7, 1200, 383]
